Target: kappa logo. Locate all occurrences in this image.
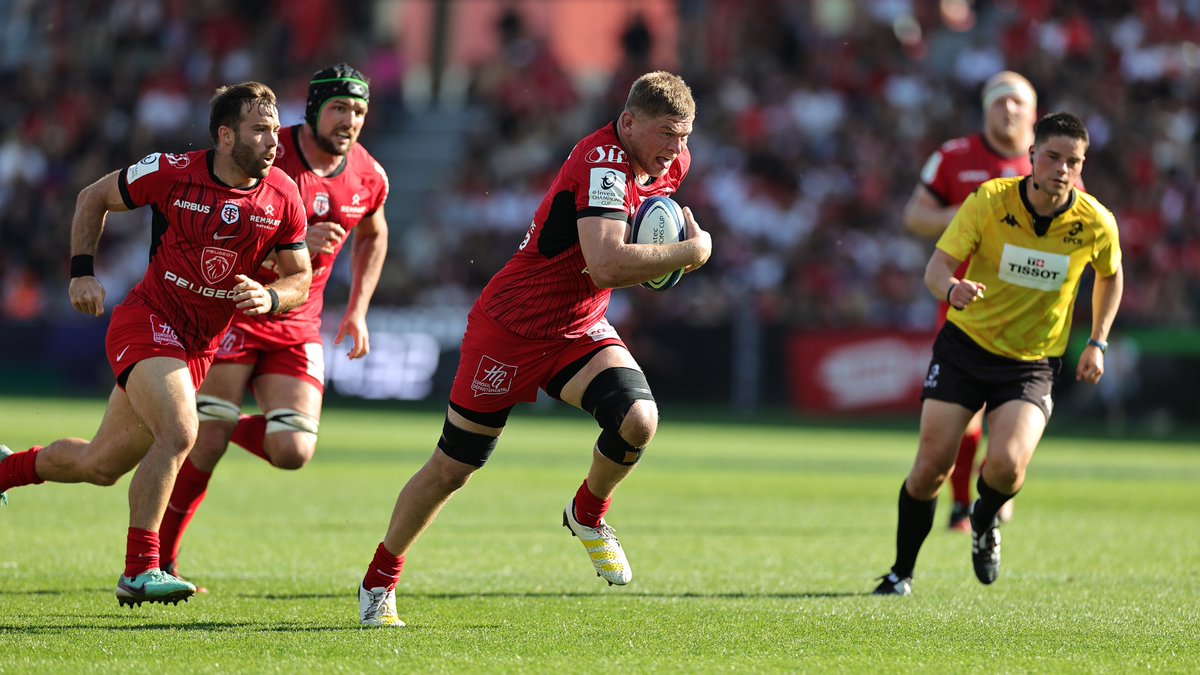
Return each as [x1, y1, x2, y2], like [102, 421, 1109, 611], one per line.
[313, 193, 330, 216]
[923, 364, 940, 389]
[1002, 213, 1019, 228]
[585, 145, 627, 165]
[471, 355, 517, 397]
[201, 246, 238, 284]
[221, 202, 240, 225]
[148, 314, 183, 348]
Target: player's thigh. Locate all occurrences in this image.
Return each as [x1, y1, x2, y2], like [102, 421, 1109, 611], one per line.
[983, 399, 1047, 476]
[252, 373, 323, 420]
[86, 386, 156, 475]
[197, 361, 256, 404]
[555, 345, 642, 409]
[123, 356, 200, 451]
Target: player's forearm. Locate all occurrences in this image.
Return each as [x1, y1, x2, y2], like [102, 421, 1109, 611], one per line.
[591, 240, 702, 289]
[268, 269, 312, 313]
[1090, 265, 1123, 342]
[346, 230, 387, 316]
[903, 200, 954, 239]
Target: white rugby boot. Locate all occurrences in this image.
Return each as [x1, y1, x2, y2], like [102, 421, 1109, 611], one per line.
[562, 500, 633, 586]
[359, 585, 405, 627]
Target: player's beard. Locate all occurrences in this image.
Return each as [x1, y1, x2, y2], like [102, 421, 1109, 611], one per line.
[314, 127, 353, 157]
[232, 135, 271, 179]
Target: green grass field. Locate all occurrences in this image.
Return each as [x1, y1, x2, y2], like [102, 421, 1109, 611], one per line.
[1, 396, 1197, 673]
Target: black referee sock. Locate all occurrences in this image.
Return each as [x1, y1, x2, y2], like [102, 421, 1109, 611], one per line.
[971, 475, 1016, 531]
[892, 481, 937, 579]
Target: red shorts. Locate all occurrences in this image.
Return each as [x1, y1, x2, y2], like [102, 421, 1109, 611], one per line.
[449, 309, 625, 413]
[105, 304, 214, 390]
[214, 323, 326, 391]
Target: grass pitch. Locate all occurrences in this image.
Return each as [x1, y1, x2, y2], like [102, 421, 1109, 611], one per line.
[1, 396, 1197, 673]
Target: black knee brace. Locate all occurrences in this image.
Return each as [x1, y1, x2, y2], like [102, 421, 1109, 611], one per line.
[581, 367, 654, 430]
[596, 428, 643, 466]
[582, 367, 655, 465]
[437, 418, 500, 468]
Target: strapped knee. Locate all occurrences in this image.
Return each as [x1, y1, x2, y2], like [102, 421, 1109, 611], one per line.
[265, 408, 319, 439]
[196, 394, 240, 423]
[437, 418, 499, 468]
[596, 428, 643, 466]
[582, 367, 655, 464]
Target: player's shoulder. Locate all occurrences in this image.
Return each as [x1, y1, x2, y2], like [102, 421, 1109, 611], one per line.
[569, 123, 627, 169]
[937, 134, 977, 156]
[262, 165, 303, 200]
[348, 142, 389, 185]
[125, 149, 207, 185]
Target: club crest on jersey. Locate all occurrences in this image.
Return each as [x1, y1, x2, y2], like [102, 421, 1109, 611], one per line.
[471, 355, 517, 397]
[585, 145, 627, 165]
[313, 193, 330, 216]
[164, 153, 191, 169]
[221, 202, 240, 225]
[148, 314, 183, 348]
[201, 247, 238, 285]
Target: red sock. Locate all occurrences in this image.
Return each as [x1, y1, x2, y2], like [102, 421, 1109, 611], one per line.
[229, 414, 270, 462]
[362, 542, 405, 591]
[0, 446, 45, 492]
[573, 478, 611, 528]
[950, 426, 983, 507]
[125, 528, 160, 577]
[159, 458, 212, 566]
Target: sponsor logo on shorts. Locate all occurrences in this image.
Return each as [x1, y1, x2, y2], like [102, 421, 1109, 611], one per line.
[923, 363, 940, 389]
[149, 314, 183, 348]
[471, 355, 517, 397]
[217, 327, 244, 357]
[586, 318, 618, 342]
[201, 247, 238, 284]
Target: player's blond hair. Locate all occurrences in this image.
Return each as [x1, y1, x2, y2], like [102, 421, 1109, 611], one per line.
[625, 71, 695, 120]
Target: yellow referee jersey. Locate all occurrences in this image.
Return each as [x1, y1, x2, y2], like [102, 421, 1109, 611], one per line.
[936, 177, 1122, 360]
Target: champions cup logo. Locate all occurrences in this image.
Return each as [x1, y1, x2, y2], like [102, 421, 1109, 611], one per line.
[201, 247, 237, 284]
[471, 355, 517, 397]
[164, 153, 191, 169]
[148, 314, 183, 348]
[313, 193, 330, 216]
[221, 202, 240, 225]
[585, 145, 627, 164]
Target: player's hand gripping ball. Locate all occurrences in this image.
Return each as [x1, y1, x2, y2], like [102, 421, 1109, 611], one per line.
[630, 195, 687, 291]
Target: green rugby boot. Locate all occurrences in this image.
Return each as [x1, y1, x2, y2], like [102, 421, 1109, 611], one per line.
[116, 568, 197, 607]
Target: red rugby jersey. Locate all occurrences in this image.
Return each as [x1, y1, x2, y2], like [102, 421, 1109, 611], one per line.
[232, 125, 389, 341]
[478, 121, 690, 340]
[920, 133, 1032, 207]
[116, 149, 307, 352]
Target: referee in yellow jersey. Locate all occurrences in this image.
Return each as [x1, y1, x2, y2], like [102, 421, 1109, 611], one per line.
[874, 112, 1124, 596]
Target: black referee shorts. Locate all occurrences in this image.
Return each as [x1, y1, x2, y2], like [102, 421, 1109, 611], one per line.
[920, 322, 1061, 420]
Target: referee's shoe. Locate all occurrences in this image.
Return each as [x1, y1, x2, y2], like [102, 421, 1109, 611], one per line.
[970, 502, 1002, 584]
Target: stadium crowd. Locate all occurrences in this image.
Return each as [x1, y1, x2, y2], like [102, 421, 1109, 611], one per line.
[2, 0, 1198, 334]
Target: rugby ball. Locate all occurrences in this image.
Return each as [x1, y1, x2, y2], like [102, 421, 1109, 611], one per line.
[630, 196, 687, 291]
